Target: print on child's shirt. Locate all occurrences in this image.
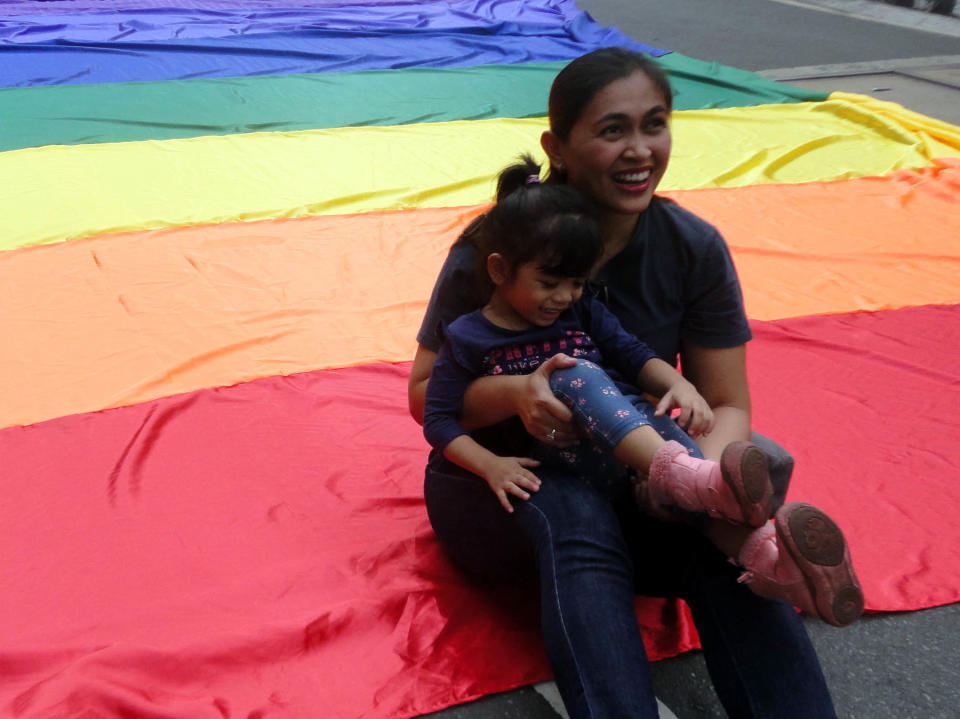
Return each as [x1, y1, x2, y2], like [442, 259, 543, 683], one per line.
[481, 330, 601, 376]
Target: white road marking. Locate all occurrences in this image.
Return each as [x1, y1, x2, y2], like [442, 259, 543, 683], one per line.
[769, 0, 960, 37]
[533, 681, 680, 719]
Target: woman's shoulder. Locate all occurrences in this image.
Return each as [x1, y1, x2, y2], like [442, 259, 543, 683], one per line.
[645, 196, 723, 247]
[440, 239, 480, 275]
[417, 237, 485, 352]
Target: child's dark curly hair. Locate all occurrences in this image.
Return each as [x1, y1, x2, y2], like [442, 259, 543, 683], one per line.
[477, 154, 603, 283]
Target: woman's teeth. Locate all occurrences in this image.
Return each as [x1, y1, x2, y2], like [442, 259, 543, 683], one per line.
[614, 170, 651, 183]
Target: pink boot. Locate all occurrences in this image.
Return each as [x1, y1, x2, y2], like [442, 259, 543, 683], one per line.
[646, 440, 773, 527]
[738, 502, 864, 627]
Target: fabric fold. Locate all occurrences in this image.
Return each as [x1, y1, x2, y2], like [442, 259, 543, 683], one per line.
[0, 0, 660, 87]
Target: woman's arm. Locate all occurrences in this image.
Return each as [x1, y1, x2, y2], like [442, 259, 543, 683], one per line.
[679, 343, 751, 461]
[410, 343, 519, 428]
[408, 343, 578, 442]
[408, 344, 439, 426]
[637, 358, 714, 438]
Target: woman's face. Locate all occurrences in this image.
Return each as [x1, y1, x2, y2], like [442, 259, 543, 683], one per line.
[543, 70, 672, 218]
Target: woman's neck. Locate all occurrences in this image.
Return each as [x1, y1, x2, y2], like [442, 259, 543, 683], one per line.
[597, 212, 640, 268]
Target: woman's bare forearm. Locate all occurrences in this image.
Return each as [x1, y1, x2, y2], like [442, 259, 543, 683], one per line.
[680, 343, 752, 461]
[460, 374, 523, 429]
[409, 345, 521, 429]
[411, 343, 577, 441]
[695, 405, 750, 461]
[408, 345, 438, 425]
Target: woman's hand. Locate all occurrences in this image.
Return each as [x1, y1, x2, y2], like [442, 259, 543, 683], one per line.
[411, 343, 578, 446]
[480, 456, 543, 513]
[516, 354, 579, 447]
[654, 379, 715, 437]
[639, 357, 715, 437]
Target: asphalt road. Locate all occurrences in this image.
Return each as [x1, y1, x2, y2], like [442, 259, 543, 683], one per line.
[420, 2, 960, 716]
[578, 0, 960, 71]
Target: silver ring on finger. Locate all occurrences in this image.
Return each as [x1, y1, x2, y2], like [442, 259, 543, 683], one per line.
[547, 428, 557, 442]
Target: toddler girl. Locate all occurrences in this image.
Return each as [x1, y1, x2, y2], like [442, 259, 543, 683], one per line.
[423, 157, 773, 525]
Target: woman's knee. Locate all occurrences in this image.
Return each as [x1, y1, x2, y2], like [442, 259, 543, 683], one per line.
[750, 431, 793, 509]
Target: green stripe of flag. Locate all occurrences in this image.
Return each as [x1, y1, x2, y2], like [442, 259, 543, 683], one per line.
[0, 55, 828, 153]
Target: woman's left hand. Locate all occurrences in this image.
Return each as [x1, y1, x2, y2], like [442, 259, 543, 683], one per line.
[655, 380, 715, 437]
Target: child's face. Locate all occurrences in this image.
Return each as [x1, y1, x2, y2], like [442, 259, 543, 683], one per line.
[496, 261, 587, 328]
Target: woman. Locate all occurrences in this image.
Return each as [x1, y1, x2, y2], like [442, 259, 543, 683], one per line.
[409, 48, 849, 718]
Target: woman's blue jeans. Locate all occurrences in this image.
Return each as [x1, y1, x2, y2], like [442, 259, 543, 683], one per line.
[425, 457, 835, 718]
[423, 361, 830, 717]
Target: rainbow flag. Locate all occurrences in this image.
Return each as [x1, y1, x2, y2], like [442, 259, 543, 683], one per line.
[2, 1, 959, 716]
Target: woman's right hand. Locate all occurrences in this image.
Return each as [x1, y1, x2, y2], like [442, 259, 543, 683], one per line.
[516, 354, 579, 447]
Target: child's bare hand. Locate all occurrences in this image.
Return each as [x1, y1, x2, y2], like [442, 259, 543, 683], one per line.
[655, 381, 715, 437]
[481, 456, 542, 513]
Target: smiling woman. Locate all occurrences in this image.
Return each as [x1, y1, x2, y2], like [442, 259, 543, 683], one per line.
[408, 47, 861, 719]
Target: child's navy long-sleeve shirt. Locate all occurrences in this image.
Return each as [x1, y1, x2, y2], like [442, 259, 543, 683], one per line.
[423, 295, 657, 452]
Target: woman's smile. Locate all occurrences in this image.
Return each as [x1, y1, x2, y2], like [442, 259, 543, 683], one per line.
[612, 167, 654, 192]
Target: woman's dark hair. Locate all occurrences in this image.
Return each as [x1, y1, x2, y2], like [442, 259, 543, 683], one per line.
[547, 48, 672, 181]
[549, 47, 673, 141]
[474, 154, 603, 289]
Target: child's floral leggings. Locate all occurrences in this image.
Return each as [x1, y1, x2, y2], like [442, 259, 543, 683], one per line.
[540, 358, 701, 495]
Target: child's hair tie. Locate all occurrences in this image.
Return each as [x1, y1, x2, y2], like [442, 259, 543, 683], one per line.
[525, 174, 541, 185]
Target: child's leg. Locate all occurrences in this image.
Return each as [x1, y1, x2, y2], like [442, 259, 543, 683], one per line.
[550, 359, 773, 526]
[550, 361, 861, 625]
[548, 359, 668, 461]
[736, 502, 864, 627]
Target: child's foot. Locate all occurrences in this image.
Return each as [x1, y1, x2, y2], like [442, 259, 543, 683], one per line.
[646, 440, 773, 527]
[632, 476, 677, 522]
[738, 502, 864, 627]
